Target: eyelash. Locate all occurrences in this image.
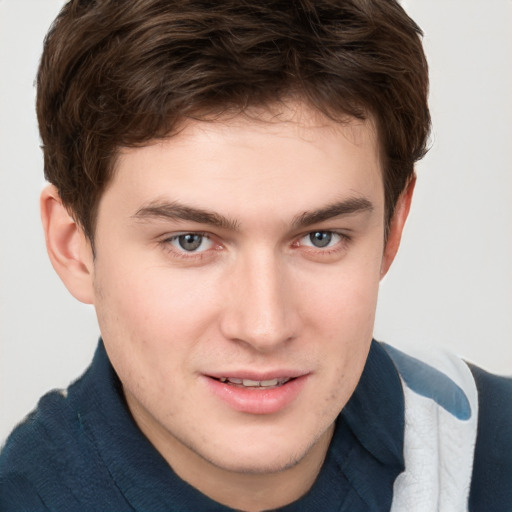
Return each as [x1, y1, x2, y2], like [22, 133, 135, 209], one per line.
[298, 231, 344, 248]
[293, 230, 351, 258]
[160, 232, 220, 261]
[159, 230, 350, 260]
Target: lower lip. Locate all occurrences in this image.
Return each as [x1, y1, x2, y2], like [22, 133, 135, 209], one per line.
[204, 375, 309, 415]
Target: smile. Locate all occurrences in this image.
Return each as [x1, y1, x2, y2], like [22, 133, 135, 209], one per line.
[217, 377, 292, 388]
[205, 374, 308, 414]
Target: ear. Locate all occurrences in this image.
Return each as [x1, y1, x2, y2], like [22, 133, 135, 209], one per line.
[380, 175, 416, 279]
[40, 184, 95, 304]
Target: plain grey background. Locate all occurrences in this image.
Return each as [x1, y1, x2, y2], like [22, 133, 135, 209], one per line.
[1, 0, 511, 443]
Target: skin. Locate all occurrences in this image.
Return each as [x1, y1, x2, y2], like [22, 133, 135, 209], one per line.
[41, 103, 414, 511]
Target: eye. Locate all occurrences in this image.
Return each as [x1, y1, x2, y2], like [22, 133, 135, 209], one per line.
[169, 233, 213, 252]
[301, 231, 342, 248]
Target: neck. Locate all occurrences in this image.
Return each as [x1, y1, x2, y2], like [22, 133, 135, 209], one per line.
[127, 389, 334, 511]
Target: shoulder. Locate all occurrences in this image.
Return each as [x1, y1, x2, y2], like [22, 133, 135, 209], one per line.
[0, 472, 47, 512]
[381, 343, 512, 510]
[0, 383, 122, 510]
[0, 389, 83, 510]
[468, 364, 512, 511]
[0, 389, 74, 474]
[0, 344, 135, 511]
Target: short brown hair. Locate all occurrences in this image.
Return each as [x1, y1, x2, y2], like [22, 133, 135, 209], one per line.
[37, 0, 430, 241]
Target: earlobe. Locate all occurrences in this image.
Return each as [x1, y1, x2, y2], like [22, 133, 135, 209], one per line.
[380, 175, 416, 279]
[40, 184, 95, 304]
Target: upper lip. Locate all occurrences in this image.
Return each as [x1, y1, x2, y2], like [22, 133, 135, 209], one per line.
[205, 370, 309, 381]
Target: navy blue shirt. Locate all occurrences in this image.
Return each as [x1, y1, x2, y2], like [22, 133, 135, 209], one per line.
[1, 340, 510, 511]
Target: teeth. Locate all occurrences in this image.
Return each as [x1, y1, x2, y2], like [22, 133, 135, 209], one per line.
[259, 379, 279, 387]
[242, 379, 261, 387]
[219, 377, 290, 387]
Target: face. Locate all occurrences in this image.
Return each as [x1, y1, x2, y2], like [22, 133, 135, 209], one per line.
[88, 105, 390, 485]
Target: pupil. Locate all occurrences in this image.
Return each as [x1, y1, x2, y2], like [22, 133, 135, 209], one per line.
[178, 234, 202, 251]
[310, 231, 331, 248]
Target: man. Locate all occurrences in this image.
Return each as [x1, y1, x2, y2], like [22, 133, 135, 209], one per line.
[0, 0, 510, 510]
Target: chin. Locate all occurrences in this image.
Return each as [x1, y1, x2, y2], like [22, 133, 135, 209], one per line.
[208, 447, 306, 475]
[197, 425, 328, 475]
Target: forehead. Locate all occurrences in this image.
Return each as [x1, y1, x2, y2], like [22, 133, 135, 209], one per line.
[104, 104, 384, 223]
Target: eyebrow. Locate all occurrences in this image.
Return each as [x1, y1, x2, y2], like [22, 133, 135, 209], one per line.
[133, 196, 374, 231]
[292, 197, 374, 229]
[133, 201, 240, 231]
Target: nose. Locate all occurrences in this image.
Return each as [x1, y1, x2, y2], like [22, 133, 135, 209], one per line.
[219, 250, 299, 352]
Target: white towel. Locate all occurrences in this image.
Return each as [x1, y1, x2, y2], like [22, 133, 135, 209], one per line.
[384, 344, 479, 512]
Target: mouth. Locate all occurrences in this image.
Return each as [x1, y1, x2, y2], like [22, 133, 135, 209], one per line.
[212, 376, 295, 388]
[205, 373, 308, 414]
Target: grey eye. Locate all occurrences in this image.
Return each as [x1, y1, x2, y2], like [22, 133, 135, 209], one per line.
[176, 234, 205, 251]
[309, 231, 333, 248]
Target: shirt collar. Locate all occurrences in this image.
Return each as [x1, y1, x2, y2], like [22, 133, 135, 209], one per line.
[342, 340, 405, 468]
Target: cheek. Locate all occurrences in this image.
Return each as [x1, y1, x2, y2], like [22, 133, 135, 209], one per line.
[302, 260, 380, 333]
[300, 261, 380, 400]
[92, 264, 202, 398]
[95, 258, 218, 341]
